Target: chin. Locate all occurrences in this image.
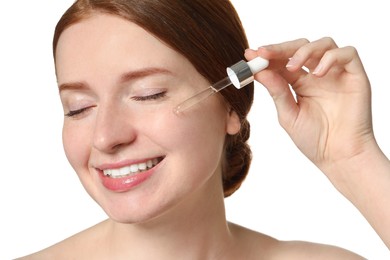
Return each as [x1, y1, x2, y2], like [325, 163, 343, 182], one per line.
[100, 196, 180, 226]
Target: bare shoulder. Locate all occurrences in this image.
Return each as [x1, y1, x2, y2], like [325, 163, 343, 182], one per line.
[271, 240, 366, 260]
[16, 220, 109, 260]
[229, 223, 366, 260]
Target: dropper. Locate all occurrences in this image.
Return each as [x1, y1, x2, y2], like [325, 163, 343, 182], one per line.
[174, 56, 269, 114]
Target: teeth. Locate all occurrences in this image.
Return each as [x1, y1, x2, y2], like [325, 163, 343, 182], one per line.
[138, 163, 147, 171]
[147, 160, 153, 168]
[103, 158, 160, 178]
[130, 164, 138, 173]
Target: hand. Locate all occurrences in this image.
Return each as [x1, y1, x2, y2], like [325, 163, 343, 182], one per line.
[245, 37, 375, 177]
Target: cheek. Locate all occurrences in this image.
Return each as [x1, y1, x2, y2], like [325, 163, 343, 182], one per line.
[62, 122, 90, 173]
[148, 102, 228, 169]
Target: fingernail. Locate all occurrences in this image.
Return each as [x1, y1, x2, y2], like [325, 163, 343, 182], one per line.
[286, 58, 296, 68]
[312, 63, 322, 75]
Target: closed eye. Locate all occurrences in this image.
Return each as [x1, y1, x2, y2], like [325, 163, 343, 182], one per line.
[131, 91, 167, 101]
[65, 107, 92, 117]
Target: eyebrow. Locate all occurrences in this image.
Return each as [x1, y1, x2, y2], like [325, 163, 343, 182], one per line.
[58, 81, 89, 93]
[58, 67, 173, 93]
[119, 67, 173, 83]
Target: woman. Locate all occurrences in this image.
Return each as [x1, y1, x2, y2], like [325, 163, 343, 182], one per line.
[19, 0, 389, 259]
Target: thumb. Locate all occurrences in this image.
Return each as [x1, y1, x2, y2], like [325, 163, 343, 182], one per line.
[244, 49, 298, 129]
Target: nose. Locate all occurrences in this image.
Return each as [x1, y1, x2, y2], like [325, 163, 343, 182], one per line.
[92, 102, 136, 153]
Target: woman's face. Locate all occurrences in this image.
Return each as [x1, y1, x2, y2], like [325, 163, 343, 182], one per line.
[55, 14, 240, 223]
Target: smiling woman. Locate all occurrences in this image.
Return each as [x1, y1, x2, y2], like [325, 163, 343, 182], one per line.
[55, 13, 241, 227]
[11, 0, 390, 259]
[53, 0, 253, 200]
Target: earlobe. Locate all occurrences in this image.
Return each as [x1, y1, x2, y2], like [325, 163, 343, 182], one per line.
[226, 110, 241, 135]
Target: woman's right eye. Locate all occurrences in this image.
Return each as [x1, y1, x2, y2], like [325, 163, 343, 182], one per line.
[65, 107, 91, 118]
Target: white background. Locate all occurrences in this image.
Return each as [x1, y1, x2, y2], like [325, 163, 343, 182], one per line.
[1, 1, 389, 259]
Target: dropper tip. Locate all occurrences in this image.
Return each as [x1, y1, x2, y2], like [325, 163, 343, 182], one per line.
[172, 106, 182, 115]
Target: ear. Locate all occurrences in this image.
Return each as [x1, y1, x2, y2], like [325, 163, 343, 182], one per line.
[226, 109, 241, 135]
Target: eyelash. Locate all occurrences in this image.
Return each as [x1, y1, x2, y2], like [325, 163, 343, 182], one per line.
[65, 91, 167, 117]
[65, 107, 91, 117]
[131, 91, 167, 101]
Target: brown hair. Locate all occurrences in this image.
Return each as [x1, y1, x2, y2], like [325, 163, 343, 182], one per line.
[53, 0, 253, 197]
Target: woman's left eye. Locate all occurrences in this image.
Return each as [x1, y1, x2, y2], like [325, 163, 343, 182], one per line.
[131, 91, 167, 101]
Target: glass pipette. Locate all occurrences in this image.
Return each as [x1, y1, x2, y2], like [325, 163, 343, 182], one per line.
[173, 56, 269, 114]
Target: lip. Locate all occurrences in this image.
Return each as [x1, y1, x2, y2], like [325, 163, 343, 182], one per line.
[96, 157, 164, 192]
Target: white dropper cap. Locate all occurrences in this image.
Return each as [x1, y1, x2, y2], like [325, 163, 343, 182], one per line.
[226, 56, 269, 89]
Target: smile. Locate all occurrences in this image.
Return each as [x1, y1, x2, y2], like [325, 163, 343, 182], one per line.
[103, 158, 162, 179]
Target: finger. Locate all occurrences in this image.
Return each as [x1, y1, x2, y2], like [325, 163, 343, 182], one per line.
[244, 51, 300, 128]
[244, 48, 287, 70]
[286, 37, 339, 72]
[245, 48, 308, 87]
[244, 48, 260, 61]
[312, 46, 367, 77]
[248, 38, 311, 75]
[256, 38, 314, 81]
[256, 38, 311, 61]
[254, 70, 300, 130]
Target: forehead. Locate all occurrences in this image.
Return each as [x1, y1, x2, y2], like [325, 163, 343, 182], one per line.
[55, 13, 196, 85]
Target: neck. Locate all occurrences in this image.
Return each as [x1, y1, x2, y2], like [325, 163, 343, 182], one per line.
[105, 173, 236, 259]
